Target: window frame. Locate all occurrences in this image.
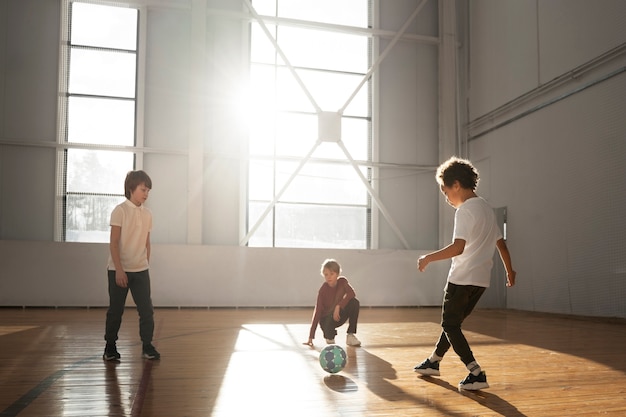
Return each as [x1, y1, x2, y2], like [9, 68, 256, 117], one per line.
[245, 3, 374, 249]
[55, 0, 147, 242]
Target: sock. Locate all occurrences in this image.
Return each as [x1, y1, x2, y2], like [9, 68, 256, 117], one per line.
[466, 361, 481, 376]
[428, 352, 443, 363]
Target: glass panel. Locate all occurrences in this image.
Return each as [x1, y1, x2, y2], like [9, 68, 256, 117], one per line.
[276, 68, 316, 113]
[248, 159, 275, 200]
[277, 0, 368, 28]
[247, 201, 274, 247]
[275, 204, 367, 248]
[280, 68, 368, 116]
[275, 113, 317, 157]
[67, 96, 135, 146]
[66, 149, 133, 194]
[341, 118, 369, 160]
[71, 2, 138, 50]
[276, 161, 368, 205]
[277, 26, 368, 73]
[250, 23, 279, 65]
[249, 64, 277, 156]
[251, 0, 276, 17]
[69, 48, 136, 98]
[65, 194, 125, 243]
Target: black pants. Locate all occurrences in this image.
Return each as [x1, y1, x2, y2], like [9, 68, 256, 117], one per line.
[104, 269, 155, 346]
[319, 298, 360, 340]
[434, 282, 485, 365]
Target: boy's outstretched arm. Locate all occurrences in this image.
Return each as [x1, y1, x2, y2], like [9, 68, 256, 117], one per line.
[496, 238, 516, 287]
[417, 239, 465, 272]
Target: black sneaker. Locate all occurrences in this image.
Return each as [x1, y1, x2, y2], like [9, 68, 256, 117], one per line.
[413, 358, 440, 376]
[103, 344, 121, 361]
[142, 343, 160, 360]
[459, 371, 489, 390]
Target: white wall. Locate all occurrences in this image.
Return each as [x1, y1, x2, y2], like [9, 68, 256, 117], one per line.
[464, 0, 626, 318]
[0, 240, 448, 308]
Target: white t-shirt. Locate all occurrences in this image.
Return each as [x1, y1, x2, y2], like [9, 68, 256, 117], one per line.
[107, 199, 152, 272]
[447, 197, 502, 287]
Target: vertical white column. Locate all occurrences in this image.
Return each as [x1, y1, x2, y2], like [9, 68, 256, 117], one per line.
[188, 0, 207, 244]
[438, 0, 458, 246]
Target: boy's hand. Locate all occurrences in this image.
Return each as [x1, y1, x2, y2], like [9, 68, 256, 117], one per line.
[333, 305, 341, 321]
[417, 255, 430, 272]
[115, 270, 128, 288]
[506, 270, 517, 287]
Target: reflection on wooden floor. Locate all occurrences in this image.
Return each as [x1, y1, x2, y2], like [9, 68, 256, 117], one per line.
[1, 307, 626, 416]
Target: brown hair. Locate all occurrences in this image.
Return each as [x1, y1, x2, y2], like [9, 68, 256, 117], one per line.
[320, 258, 341, 275]
[124, 170, 152, 199]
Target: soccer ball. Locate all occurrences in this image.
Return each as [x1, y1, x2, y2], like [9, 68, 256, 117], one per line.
[319, 344, 347, 374]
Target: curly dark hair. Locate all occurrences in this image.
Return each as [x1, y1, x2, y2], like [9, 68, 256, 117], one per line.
[124, 170, 152, 199]
[436, 157, 479, 190]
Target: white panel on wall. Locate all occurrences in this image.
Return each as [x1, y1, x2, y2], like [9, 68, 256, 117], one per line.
[144, 7, 191, 151]
[538, 0, 626, 83]
[144, 154, 189, 244]
[469, 72, 626, 319]
[0, 240, 449, 308]
[468, 0, 539, 119]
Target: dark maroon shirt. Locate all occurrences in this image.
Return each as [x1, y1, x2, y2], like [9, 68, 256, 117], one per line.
[308, 276, 356, 339]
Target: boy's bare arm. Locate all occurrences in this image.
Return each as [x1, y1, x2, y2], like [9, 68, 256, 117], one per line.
[417, 239, 465, 271]
[110, 226, 128, 288]
[146, 232, 151, 263]
[496, 238, 516, 287]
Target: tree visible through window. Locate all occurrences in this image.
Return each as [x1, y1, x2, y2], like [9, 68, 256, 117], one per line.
[60, 1, 139, 242]
[246, 0, 372, 248]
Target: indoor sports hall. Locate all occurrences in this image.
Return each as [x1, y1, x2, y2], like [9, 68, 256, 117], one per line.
[1, 1, 625, 416]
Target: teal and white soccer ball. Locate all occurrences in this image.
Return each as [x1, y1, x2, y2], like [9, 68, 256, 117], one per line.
[319, 344, 347, 374]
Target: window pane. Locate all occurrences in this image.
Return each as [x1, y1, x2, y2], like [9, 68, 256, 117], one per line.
[341, 118, 369, 160]
[277, 26, 369, 73]
[67, 96, 135, 145]
[277, 0, 368, 28]
[277, 161, 368, 205]
[275, 113, 317, 157]
[69, 48, 136, 98]
[276, 67, 316, 113]
[248, 160, 275, 200]
[71, 2, 138, 50]
[65, 194, 124, 243]
[275, 204, 367, 248]
[66, 149, 133, 194]
[277, 68, 368, 116]
[247, 201, 274, 247]
[250, 23, 279, 65]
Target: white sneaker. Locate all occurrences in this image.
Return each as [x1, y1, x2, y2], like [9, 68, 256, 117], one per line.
[325, 338, 335, 344]
[346, 333, 361, 347]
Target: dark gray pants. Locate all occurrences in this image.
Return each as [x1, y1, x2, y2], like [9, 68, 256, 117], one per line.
[434, 282, 486, 365]
[104, 269, 154, 346]
[319, 298, 360, 340]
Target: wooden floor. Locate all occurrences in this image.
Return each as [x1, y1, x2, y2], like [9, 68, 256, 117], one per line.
[1, 307, 625, 417]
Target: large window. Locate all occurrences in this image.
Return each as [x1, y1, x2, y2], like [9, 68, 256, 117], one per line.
[58, 1, 139, 242]
[246, 0, 372, 248]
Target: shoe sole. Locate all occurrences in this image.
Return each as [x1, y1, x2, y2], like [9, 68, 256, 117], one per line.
[459, 381, 489, 390]
[414, 368, 440, 376]
[103, 355, 120, 361]
[142, 353, 160, 360]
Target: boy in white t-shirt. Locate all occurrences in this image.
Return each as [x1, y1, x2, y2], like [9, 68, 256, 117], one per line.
[414, 157, 516, 390]
[103, 170, 160, 361]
